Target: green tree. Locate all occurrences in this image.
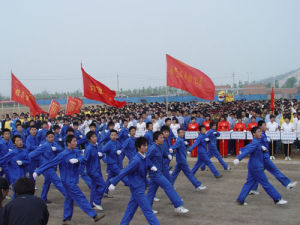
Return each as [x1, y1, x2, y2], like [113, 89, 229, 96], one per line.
[282, 77, 296, 88]
[275, 80, 279, 88]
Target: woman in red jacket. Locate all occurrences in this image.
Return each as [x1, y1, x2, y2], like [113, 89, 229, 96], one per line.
[217, 115, 230, 157]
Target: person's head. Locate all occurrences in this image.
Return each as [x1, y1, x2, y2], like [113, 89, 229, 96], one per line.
[12, 135, 23, 148]
[86, 131, 97, 144]
[14, 177, 35, 196]
[66, 127, 74, 136]
[110, 129, 118, 141]
[270, 114, 275, 122]
[73, 121, 79, 130]
[53, 125, 60, 134]
[2, 128, 10, 141]
[251, 127, 261, 139]
[123, 120, 128, 128]
[89, 123, 97, 132]
[257, 120, 266, 132]
[146, 122, 153, 131]
[165, 118, 171, 127]
[161, 125, 170, 138]
[237, 116, 242, 123]
[41, 121, 48, 129]
[199, 125, 206, 134]
[153, 131, 164, 145]
[191, 117, 196, 123]
[177, 128, 185, 138]
[129, 126, 136, 137]
[172, 117, 178, 124]
[210, 121, 217, 130]
[108, 121, 115, 130]
[63, 119, 69, 126]
[0, 177, 9, 205]
[284, 116, 290, 123]
[46, 131, 55, 143]
[29, 126, 37, 136]
[66, 135, 77, 149]
[251, 116, 256, 122]
[135, 137, 148, 154]
[16, 124, 23, 133]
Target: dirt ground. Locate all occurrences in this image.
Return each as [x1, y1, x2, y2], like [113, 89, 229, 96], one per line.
[5, 156, 300, 225]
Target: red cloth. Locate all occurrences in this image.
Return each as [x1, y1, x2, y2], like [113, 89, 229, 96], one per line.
[270, 87, 275, 111]
[166, 54, 215, 100]
[65, 96, 78, 116]
[233, 122, 246, 155]
[48, 99, 61, 119]
[217, 121, 230, 156]
[202, 120, 210, 131]
[187, 123, 199, 157]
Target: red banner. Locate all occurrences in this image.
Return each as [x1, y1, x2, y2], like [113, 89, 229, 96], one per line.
[270, 87, 275, 111]
[48, 99, 61, 119]
[166, 54, 215, 100]
[11, 73, 46, 116]
[81, 65, 126, 108]
[65, 96, 78, 116]
[73, 97, 83, 114]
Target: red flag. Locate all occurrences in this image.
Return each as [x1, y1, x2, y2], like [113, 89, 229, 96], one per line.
[73, 97, 83, 114]
[65, 96, 78, 116]
[81, 66, 126, 108]
[11, 73, 46, 115]
[270, 87, 275, 111]
[166, 54, 215, 100]
[48, 99, 61, 119]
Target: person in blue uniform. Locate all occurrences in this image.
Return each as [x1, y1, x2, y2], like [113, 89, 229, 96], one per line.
[33, 135, 105, 224]
[248, 120, 297, 195]
[0, 129, 14, 183]
[53, 125, 64, 148]
[189, 125, 222, 178]
[118, 120, 129, 144]
[234, 126, 288, 205]
[170, 128, 206, 191]
[12, 124, 27, 147]
[36, 121, 49, 145]
[121, 126, 137, 160]
[29, 131, 66, 203]
[144, 122, 154, 146]
[84, 131, 106, 211]
[60, 119, 70, 138]
[160, 126, 172, 182]
[108, 137, 161, 225]
[147, 131, 189, 214]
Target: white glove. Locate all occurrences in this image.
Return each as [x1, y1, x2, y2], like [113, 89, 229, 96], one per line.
[168, 155, 172, 160]
[33, 172, 38, 180]
[187, 151, 191, 155]
[244, 130, 247, 132]
[128, 134, 130, 137]
[116, 150, 122, 155]
[69, 158, 79, 164]
[184, 141, 188, 145]
[79, 135, 83, 138]
[98, 152, 103, 157]
[8, 148, 12, 152]
[0, 167, 2, 172]
[151, 166, 158, 172]
[52, 146, 56, 151]
[230, 130, 233, 132]
[59, 138, 62, 141]
[105, 130, 109, 133]
[205, 138, 209, 142]
[169, 148, 173, 154]
[16, 160, 22, 166]
[267, 137, 271, 142]
[213, 132, 217, 135]
[261, 146, 267, 152]
[108, 184, 116, 192]
[233, 159, 240, 166]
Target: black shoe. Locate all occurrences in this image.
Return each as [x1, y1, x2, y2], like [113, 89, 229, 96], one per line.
[215, 175, 223, 179]
[93, 213, 105, 222]
[46, 200, 52, 204]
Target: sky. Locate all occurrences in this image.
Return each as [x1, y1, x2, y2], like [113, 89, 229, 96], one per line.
[0, 0, 300, 96]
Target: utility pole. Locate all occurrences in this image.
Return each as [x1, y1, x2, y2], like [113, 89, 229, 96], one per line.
[117, 74, 120, 95]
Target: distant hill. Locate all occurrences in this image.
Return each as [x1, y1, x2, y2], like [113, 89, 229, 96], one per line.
[259, 68, 300, 87]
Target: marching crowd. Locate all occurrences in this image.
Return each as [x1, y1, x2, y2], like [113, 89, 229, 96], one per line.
[0, 99, 299, 225]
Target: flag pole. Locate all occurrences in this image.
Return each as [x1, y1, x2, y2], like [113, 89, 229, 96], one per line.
[166, 85, 168, 112]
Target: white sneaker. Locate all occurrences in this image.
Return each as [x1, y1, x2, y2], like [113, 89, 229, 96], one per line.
[270, 156, 275, 160]
[92, 202, 103, 211]
[5, 196, 11, 200]
[288, 157, 292, 161]
[249, 190, 260, 195]
[104, 193, 113, 198]
[276, 199, 288, 205]
[287, 181, 297, 190]
[35, 186, 38, 190]
[174, 206, 189, 214]
[196, 185, 207, 191]
[152, 210, 158, 214]
[285, 157, 288, 161]
[154, 197, 160, 202]
[242, 202, 248, 206]
[225, 166, 231, 171]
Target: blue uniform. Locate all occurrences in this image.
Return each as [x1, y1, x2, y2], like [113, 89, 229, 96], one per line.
[236, 138, 282, 204]
[36, 128, 49, 145]
[26, 134, 40, 181]
[144, 130, 153, 146]
[60, 125, 70, 138]
[118, 128, 129, 144]
[190, 133, 220, 177]
[111, 153, 160, 225]
[29, 141, 66, 201]
[12, 130, 27, 147]
[161, 138, 172, 180]
[171, 137, 201, 188]
[251, 132, 291, 191]
[146, 143, 183, 208]
[183, 116, 191, 131]
[84, 142, 106, 207]
[121, 136, 137, 160]
[0, 139, 14, 182]
[35, 148, 97, 221]
[200, 129, 229, 170]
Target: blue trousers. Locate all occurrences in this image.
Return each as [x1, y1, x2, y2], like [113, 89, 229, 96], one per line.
[105, 164, 129, 193]
[121, 185, 160, 225]
[147, 173, 183, 208]
[41, 168, 66, 201]
[62, 182, 97, 221]
[237, 169, 282, 204]
[89, 173, 106, 206]
[171, 163, 201, 188]
[79, 165, 92, 189]
[251, 159, 291, 191]
[200, 149, 228, 170]
[27, 159, 39, 182]
[192, 150, 220, 177]
[162, 167, 172, 183]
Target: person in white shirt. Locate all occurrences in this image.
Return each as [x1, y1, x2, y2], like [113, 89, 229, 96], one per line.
[170, 117, 180, 138]
[281, 116, 295, 160]
[83, 114, 92, 135]
[295, 113, 300, 151]
[136, 117, 146, 137]
[113, 117, 121, 132]
[266, 115, 279, 159]
[152, 118, 160, 132]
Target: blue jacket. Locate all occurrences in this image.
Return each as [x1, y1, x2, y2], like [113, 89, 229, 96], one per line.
[0, 147, 30, 182]
[99, 130, 111, 145]
[261, 132, 270, 159]
[118, 128, 129, 144]
[36, 148, 84, 184]
[121, 136, 136, 160]
[110, 153, 153, 189]
[183, 116, 191, 130]
[189, 133, 209, 153]
[26, 134, 39, 153]
[12, 130, 27, 146]
[0, 139, 14, 158]
[237, 138, 264, 171]
[83, 142, 102, 176]
[54, 133, 64, 147]
[206, 129, 220, 150]
[170, 137, 187, 164]
[29, 141, 64, 168]
[144, 130, 153, 146]
[36, 128, 49, 145]
[102, 140, 121, 165]
[146, 143, 168, 176]
[60, 125, 69, 138]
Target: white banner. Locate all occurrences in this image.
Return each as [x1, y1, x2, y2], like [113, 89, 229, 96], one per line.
[265, 131, 281, 140]
[217, 131, 231, 140]
[281, 132, 297, 141]
[185, 131, 199, 140]
[231, 131, 246, 140]
[135, 130, 146, 137]
[246, 131, 253, 140]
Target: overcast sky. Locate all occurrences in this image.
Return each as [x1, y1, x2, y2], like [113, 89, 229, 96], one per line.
[0, 0, 299, 97]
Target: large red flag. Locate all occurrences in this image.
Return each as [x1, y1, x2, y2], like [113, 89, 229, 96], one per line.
[48, 99, 61, 119]
[11, 73, 46, 115]
[81, 66, 126, 108]
[73, 97, 83, 114]
[65, 96, 78, 116]
[270, 87, 275, 111]
[166, 54, 215, 100]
